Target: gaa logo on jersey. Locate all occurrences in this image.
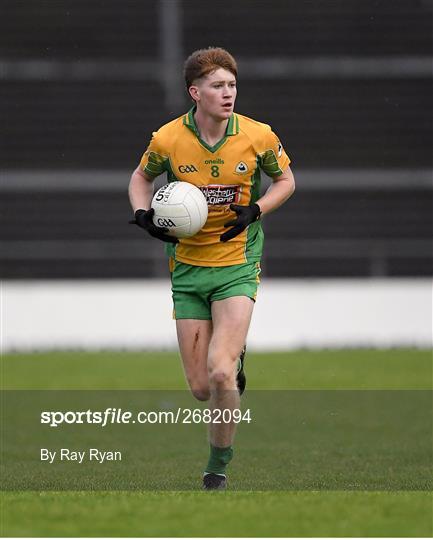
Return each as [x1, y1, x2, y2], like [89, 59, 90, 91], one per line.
[178, 164, 198, 173]
[235, 161, 249, 174]
[200, 185, 241, 206]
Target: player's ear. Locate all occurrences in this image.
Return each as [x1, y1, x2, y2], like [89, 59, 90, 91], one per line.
[188, 85, 199, 102]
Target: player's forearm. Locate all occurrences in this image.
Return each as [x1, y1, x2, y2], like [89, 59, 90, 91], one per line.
[128, 168, 155, 212]
[256, 168, 295, 215]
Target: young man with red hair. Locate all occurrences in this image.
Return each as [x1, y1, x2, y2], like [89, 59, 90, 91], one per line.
[129, 47, 295, 489]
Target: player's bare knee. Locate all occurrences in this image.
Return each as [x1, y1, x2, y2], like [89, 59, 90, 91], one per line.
[187, 377, 210, 401]
[208, 367, 235, 388]
[191, 386, 210, 401]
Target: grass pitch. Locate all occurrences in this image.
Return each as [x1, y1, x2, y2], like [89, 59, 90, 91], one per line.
[1, 349, 432, 537]
[3, 491, 431, 537]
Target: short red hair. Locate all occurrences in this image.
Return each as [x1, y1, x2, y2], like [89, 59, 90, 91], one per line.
[184, 47, 238, 90]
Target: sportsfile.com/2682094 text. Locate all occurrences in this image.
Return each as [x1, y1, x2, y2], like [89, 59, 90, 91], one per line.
[40, 408, 252, 427]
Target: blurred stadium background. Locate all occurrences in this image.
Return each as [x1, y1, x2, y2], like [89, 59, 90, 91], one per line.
[1, 0, 432, 350]
[1, 4, 432, 536]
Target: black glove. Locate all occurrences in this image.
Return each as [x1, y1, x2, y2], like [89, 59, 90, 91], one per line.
[220, 203, 261, 242]
[129, 208, 178, 244]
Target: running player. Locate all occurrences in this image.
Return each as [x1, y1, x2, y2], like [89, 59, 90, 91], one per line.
[128, 47, 295, 490]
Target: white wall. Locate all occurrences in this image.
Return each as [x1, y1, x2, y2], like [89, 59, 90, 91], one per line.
[1, 279, 431, 352]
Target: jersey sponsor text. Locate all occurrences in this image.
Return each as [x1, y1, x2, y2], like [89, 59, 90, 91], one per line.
[200, 184, 241, 206]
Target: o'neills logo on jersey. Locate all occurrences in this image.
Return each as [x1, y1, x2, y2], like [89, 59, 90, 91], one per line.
[204, 158, 224, 165]
[199, 184, 241, 206]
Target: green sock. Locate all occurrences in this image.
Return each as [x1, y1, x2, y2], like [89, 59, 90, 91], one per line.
[205, 444, 233, 475]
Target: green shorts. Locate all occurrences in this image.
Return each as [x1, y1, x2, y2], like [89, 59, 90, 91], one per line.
[171, 260, 261, 320]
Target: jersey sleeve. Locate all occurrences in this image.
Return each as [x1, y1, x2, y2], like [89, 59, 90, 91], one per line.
[139, 131, 169, 178]
[259, 127, 291, 176]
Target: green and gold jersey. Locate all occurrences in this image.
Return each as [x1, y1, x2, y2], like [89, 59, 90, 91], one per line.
[139, 107, 291, 267]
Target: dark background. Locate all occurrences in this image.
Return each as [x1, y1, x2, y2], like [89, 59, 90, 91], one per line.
[1, 0, 432, 278]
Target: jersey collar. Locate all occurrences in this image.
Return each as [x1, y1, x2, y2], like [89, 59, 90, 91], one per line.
[183, 106, 239, 140]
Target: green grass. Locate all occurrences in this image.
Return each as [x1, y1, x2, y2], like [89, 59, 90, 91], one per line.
[1, 349, 432, 537]
[2, 349, 431, 390]
[2, 491, 431, 537]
